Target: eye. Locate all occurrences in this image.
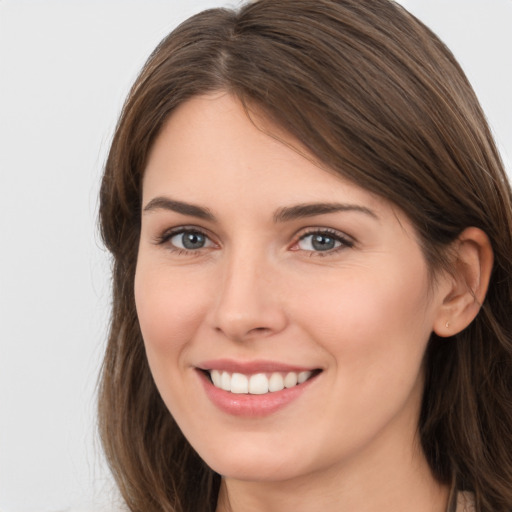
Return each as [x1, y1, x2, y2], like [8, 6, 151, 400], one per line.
[163, 229, 215, 251]
[295, 229, 353, 253]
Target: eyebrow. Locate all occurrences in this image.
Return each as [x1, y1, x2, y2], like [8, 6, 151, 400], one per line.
[143, 196, 378, 223]
[143, 197, 215, 221]
[273, 202, 378, 223]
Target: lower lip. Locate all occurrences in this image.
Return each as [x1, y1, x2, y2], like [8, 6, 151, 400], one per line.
[197, 370, 319, 417]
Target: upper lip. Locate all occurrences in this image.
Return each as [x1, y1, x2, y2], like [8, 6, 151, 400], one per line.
[196, 359, 320, 374]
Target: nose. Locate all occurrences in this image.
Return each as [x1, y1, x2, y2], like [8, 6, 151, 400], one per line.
[209, 249, 288, 342]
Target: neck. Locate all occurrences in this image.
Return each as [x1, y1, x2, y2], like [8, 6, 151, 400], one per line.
[216, 435, 449, 512]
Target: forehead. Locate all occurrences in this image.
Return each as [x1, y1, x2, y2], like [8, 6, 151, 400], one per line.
[143, 93, 387, 213]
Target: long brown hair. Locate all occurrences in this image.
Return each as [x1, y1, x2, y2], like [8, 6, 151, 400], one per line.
[98, 1, 512, 511]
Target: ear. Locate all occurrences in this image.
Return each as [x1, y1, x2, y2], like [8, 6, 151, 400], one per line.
[433, 227, 494, 338]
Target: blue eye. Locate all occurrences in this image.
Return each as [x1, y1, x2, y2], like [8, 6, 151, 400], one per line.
[297, 230, 352, 252]
[169, 230, 213, 250]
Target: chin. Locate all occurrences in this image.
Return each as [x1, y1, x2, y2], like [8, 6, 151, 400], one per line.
[211, 457, 306, 483]
[194, 433, 311, 482]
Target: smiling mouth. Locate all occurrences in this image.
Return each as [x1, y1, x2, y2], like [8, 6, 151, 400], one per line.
[203, 369, 321, 395]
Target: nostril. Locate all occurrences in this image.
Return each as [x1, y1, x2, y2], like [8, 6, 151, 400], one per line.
[248, 327, 271, 335]
[211, 303, 288, 341]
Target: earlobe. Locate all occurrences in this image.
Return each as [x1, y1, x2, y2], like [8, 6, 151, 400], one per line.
[434, 227, 494, 338]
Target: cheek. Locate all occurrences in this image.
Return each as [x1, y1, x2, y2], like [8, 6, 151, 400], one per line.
[328, 259, 428, 327]
[134, 261, 210, 358]
[297, 263, 434, 382]
[134, 261, 215, 421]
[293, 268, 434, 451]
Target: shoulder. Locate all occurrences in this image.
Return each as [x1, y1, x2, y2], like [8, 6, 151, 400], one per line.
[456, 491, 476, 512]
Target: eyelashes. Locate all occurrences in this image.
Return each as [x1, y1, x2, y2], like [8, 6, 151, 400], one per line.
[294, 228, 354, 255]
[154, 226, 354, 257]
[153, 227, 216, 256]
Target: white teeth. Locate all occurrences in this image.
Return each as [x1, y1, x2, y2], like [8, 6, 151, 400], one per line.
[221, 371, 231, 391]
[249, 373, 269, 394]
[284, 372, 298, 388]
[268, 372, 285, 392]
[208, 370, 314, 394]
[211, 369, 221, 387]
[298, 371, 311, 384]
[230, 373, 249, 394]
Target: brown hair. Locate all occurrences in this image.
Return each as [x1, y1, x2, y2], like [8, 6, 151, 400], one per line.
[98, 1, 512, 511]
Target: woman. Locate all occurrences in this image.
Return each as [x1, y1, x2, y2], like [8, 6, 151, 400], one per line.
[98, 1, 512, 511]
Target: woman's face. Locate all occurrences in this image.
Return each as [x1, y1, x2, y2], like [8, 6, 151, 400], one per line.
[135, 93, 449, 482]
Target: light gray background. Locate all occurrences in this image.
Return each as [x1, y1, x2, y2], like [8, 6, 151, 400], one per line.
[1, 1, 511, 511]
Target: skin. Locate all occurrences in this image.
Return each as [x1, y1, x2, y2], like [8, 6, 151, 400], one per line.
[134, 93, 489, 512]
